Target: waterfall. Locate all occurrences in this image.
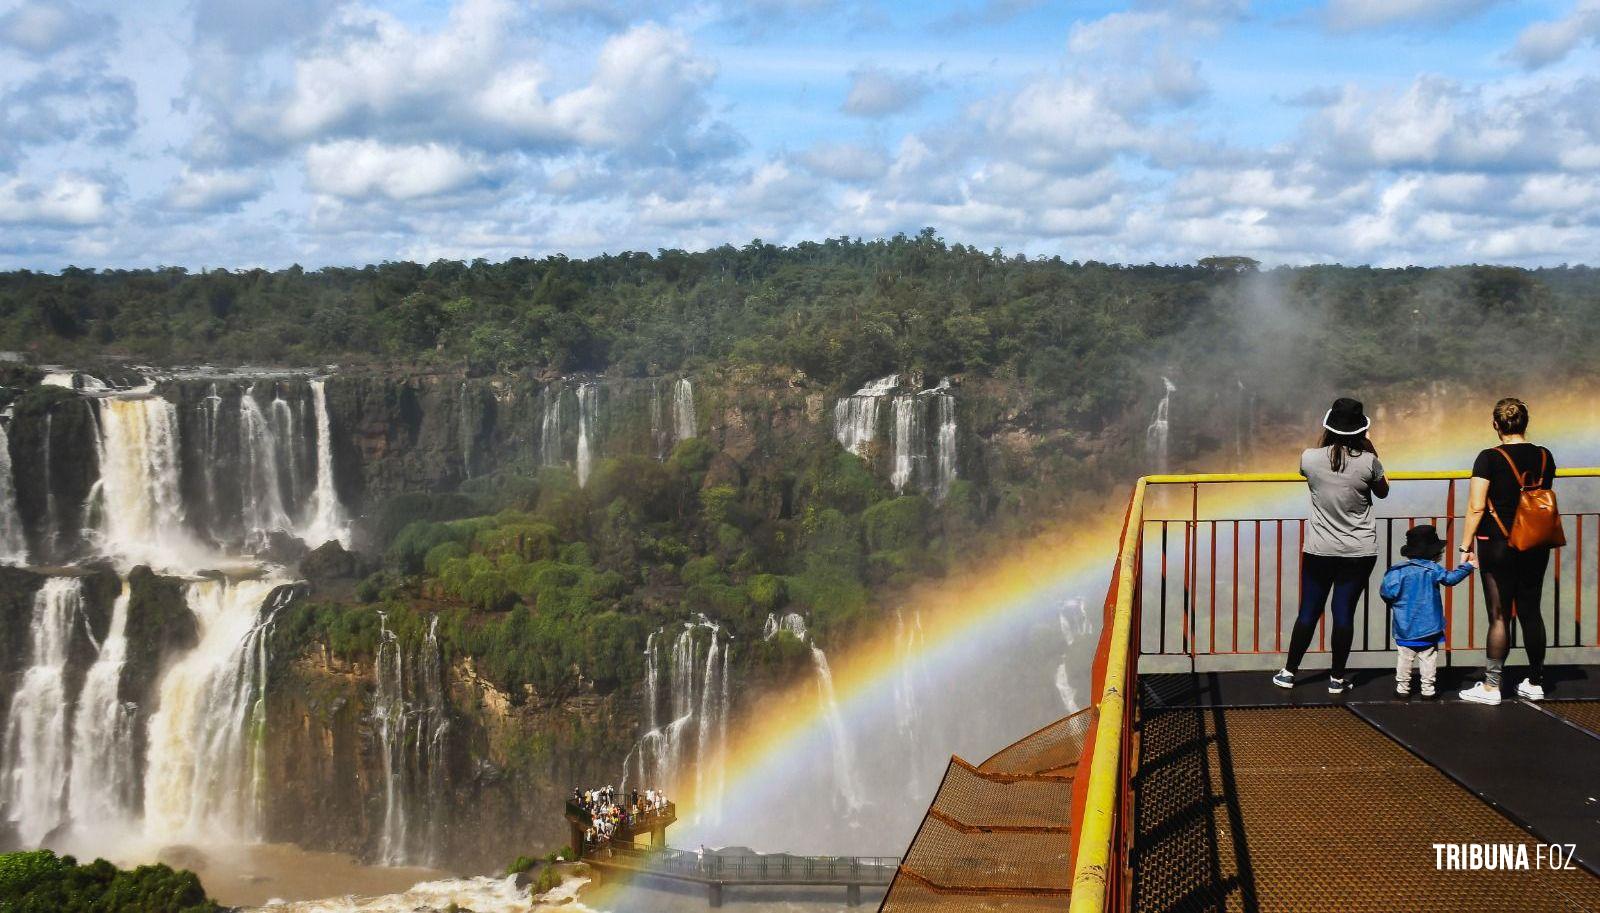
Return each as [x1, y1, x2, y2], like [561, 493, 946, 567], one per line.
[576, 383, 596, 487]
[890, 395, 924, 492]
[201, 384, 224, 536]
[621, 621, 728, 817]
[810, 646, 864, 815]
[539, 385, 563, 467]
[457, 382, 474, 481]
[833, 374, 897, 457]
[270, 392, 302, 514]
[672, 378, 696, 442]
[0, 419, 27, 563]
[1, 577, 83, 845]
[142, 577, 283, 841]
[934, 384, 958, 500]
[304, 379, 349, 548]
[650, 380, 668, 459]
[69, 581, 137, 830]
[1146, 376, 1175, 473]
[762, 612, 807, 641]
[1054, 599, 1090, 711]
[373, 612, 449, 866]
[892, 609, 928, 800]
[239, 386, 292, 547]
[95, 396, 196, 567]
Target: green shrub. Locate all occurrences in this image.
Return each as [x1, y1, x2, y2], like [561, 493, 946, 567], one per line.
[506, 855, 538, 876]
[862, 495, 932, 552]
[424, 541, 469, 575]
[680, 555, 722, 586]
[0, 850, 222, 913]
[668, 436, 716, 474]
[747, 573, 787, 611]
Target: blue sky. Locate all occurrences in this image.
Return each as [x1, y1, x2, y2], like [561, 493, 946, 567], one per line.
[2, 0, 1599, 269]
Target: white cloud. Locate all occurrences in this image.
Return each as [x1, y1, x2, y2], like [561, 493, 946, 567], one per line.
[797, 142, 890, 182]
[841, 66, 931, 118]
[1509, 0, 1600, 69]
[0, 1, 111, 56]
[304, 140, 497, 201]
[1324, 0, 1501, 31]
[0, 174, 111, 226]
[162, 168, 270, 212]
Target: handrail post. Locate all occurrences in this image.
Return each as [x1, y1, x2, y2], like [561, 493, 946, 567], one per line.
[1444, 479, 1457, 665]
[1189, 481, 1199, 674]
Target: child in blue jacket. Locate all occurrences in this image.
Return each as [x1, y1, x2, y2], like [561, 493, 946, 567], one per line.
[1380, 525, 1473, 698]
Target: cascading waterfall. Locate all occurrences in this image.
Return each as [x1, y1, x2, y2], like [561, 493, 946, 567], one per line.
[576, 383, 597, 487]
[890, 394, 924, 492]
[622, 621, 728, 819]
[933, 383, 958, 500]
[650, 380, 668, 458]
[373, 612, 449, 867]
[458, 381, 474, 481]
[69, 582, 137, 830]
[238, 386, 293, 546]
[539, 385, 563, 467]
[1, 577, 84, 845]
[270, 392, 303, 510]
[1054, 599, 1091, 711]
[142, 577, 284, 842]
[1146, 376, 1175, 473]
[672, 378, 696, 442]
[95, 396, 195, 567]
[0, 418, 28, 563]
[201, 383, 224, 535]
[304, 378, 348, 548]
[810, 645, 865, 816]
[762, 612, 808, 641]
[833, 374, 897, 457]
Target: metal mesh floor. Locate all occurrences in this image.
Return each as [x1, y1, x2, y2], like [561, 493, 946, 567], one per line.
[878, 708, 1090, 912]
[1548, 700, 1600, 737]
[1132, 705, 1600, 913]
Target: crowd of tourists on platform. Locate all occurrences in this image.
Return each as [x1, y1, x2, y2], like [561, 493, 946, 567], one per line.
[573, 785, 669, 848]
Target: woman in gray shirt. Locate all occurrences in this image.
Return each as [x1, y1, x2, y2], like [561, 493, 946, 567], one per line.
[1273, 398, 1390, 694]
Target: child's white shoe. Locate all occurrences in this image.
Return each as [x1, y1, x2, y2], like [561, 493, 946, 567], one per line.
[1516, 680, 1545, 701]
[1420, 683, 1436, 698]
[1459, 682, 1502, 706]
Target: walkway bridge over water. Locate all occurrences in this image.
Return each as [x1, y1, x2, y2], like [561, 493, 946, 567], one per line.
[566, 798, 896, 906]
[881, 469, 1600, 912]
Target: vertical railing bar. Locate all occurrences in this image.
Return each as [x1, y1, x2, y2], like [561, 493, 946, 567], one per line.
[1159, 521, 1169, 655]
[1209, 520, 1218, 655]
[1275, 520, 1283, 652]
[1385, 517, 1395, 651]
[1253, 519, 1262, 654]
[1232, 520, 1240, 653]
[1552, 515, 1562, 649]
[1444, 482, 1456, 654]
[1579, 514, 1586, 649]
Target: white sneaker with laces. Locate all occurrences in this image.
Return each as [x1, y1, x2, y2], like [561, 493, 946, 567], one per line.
[1459, 682, 1502, 706]
[1516, 680, 1545, 701]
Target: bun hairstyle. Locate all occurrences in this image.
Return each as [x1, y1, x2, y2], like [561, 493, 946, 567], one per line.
[1493, 397, 1529, 436]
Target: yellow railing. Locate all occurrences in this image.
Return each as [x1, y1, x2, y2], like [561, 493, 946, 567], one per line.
[1066, 467, 1600, 913]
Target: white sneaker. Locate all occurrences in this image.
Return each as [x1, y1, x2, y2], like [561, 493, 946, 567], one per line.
[1459, 682, 1502, 706]
[1516, 680, 1545, 701]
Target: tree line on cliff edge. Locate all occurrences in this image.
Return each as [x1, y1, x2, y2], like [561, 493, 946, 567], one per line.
[3, 229, 1595, 429]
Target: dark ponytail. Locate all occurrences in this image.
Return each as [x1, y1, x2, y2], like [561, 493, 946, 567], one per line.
[1319, 429, 1376, 473]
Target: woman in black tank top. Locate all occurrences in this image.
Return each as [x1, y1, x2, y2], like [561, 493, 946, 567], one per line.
[1458, 398, 1556, 705]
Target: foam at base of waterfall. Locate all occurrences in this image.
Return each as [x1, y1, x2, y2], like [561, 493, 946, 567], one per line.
[243, 874, 597, 913]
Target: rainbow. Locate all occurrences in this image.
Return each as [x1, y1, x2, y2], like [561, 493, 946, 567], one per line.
[578, 389, 1600, 910]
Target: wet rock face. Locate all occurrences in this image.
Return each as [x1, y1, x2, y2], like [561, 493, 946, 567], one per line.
[6, 387, 99, 565]
[120, 566, 198, 708]
[0, 566, 47, 718]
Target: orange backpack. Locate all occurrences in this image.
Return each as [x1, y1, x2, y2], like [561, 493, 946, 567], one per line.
[1487, 447, 1565, 551]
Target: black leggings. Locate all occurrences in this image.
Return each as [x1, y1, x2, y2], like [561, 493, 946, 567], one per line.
[1478, 537, 1550, 684]
[1285, 553, 1376, 677]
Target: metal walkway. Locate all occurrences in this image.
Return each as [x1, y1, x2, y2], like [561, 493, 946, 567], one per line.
[1131, 694, 1600, 913]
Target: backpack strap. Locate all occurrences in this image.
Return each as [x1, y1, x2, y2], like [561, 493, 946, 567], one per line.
[1487, 447, 1518, 537]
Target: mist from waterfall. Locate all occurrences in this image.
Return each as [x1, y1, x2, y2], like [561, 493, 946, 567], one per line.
[142, 577, 284, 842]
[1, 577, 84, 845]
[373, 613, 450, 867]
[0, 419, 27, 563]
[809, 646, 864, 816]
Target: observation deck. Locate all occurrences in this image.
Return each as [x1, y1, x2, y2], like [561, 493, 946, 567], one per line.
[881, 470, 1600, 912]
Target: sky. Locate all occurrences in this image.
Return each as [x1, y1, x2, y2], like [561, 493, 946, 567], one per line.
[1, 0, 1599, 270]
